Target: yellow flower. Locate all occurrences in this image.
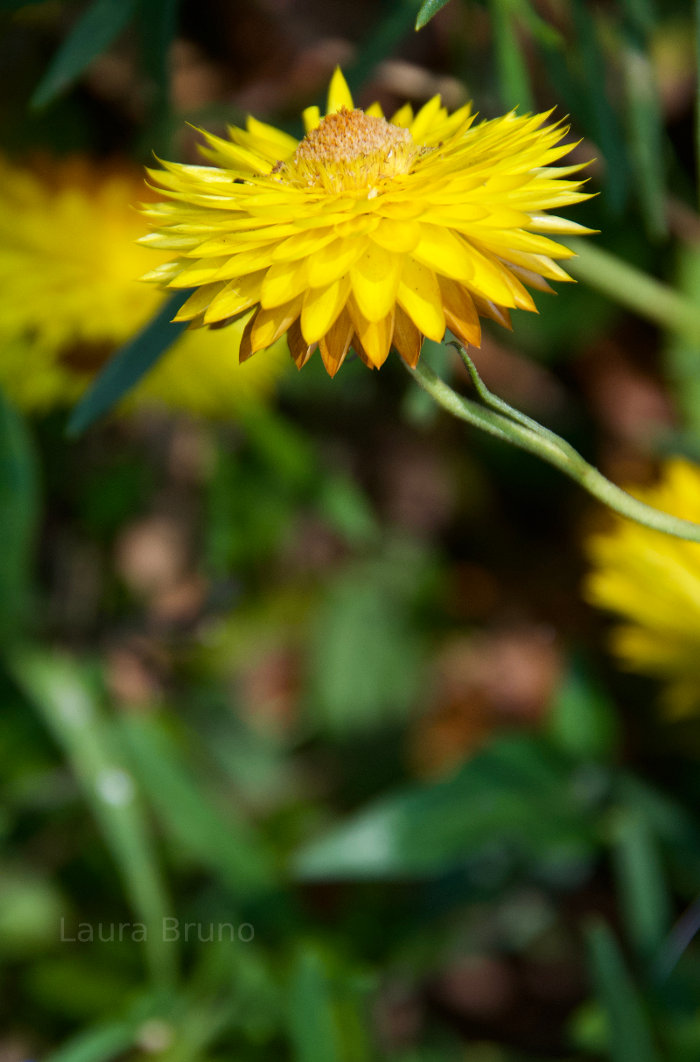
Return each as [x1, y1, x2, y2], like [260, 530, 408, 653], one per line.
[0, 155, 288, 415]
[584, 459, 700, 716]
[143, 68, 593, 378]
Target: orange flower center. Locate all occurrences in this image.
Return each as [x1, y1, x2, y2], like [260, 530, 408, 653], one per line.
[281, 108, 416, 192]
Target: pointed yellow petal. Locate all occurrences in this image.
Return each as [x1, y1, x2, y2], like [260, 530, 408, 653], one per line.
[326, 67, 354, 114]
[173, 283, 225, 321]
[412, 225, 477, 282]
[245, 116, 298, 159]
[260, 259, 309, 308]
[203, 271, 264, 323]
[250, 295, 303, 351]
[439, 278, 482, 347]
[348, 299, 394, 367]
[306, 237, 369, 287]
[371, 218, 421, 254]
[350, 244, 402, 322]
[396, 258, 445, 341]
[301, 276, 351, 342]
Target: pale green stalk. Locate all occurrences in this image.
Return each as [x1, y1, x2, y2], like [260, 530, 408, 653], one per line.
[409, 346, 700, 543]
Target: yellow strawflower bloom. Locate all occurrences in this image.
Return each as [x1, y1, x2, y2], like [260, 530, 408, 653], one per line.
[585, 459, 700, 716]
[143, 68, 592, 377]
[0, 155, 288, 415]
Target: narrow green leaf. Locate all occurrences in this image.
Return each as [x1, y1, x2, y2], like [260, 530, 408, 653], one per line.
[121, 712, 277, 898]
[0, 389, 38, 640]
[515, 0, 564, 49]
[620, 34, 667, 237]
[295, 734, 595, 880]
[489, 0, 534, 111]
[586, 920, 662, 1062]
[288, 948, 341, 1062]
[612, 808, 672, 962]
[67, 291, 191, 436]
[31, 0, 139, 109]
[46, 994, 164, 1062]
[8, 650, 176, 988]
[415, 0, 453, 30]
[137, 0, 180, 114]
[570, 0, 629, 214]
[46, 1020, 138, 1062]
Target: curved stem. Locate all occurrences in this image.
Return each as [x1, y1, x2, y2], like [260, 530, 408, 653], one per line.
[408, 356, 700, 543]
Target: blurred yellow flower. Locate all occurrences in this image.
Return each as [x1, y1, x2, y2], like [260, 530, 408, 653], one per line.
[0, 155, 288, 416]
[584, 459, 700, 715]
[144, 68, 592, 378]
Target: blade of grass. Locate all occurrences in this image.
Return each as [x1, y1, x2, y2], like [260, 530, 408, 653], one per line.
[586, 919, 662, 1062]
[288, 948, 342, 1062]
[136, 0, 180, 118]
[612, 807, 672, 963]
[120, 712, 277, 899]
[0, 389, 38, 640]
[489, 0, 534, 112]
[31, 0, 138, 109]
[8, 650, 176, 988]
[570, 0, 629, 214]
[67, 291, 191, 436]
[619, 9, 667, 237]
[415, 0, 452, 30]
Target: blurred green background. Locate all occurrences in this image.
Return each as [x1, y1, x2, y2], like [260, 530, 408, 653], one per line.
[3, 0, 700, 1059]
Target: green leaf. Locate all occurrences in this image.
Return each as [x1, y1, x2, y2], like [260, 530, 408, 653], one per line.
[0, 389, 38, 640]
[295, 734, 597, 880]
[121, 712, 277, 898]
[67, 291, 191, 435]
[45, 995, 164, 1062]
[46, 1021, 139, 1062]
[611, 807, 672, 963]
[31, 0, 139, 109]
[619, 33, 667, 237]
[586, 920, 662, 1062]
[136, 0, 180, 113]
[415, 0, 453, 30]
[8, 650, 176, 988]
[569, 0, 629, 214]
[546, 661, 620, 761]
[307, 543, 426, 733]
[489, 0, 534, 111]
[287, 948, 342, 1062]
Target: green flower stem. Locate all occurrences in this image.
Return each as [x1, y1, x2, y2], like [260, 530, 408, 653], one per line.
[565, 239, 700, 341]
[409, 350, 700, 543]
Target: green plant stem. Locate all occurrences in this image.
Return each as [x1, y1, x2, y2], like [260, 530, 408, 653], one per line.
[565, 239, 700, 340]
[408, 351, 700, 542]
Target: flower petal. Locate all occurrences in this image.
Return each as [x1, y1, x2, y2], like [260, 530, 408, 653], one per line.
[326, 67, 354, 114]
[319, 309, 354, 376]
[397, 258, 445, 341]
[301, 275, 351, 342]
[260, 259, 309, 308]
[350, 243, 402, 323]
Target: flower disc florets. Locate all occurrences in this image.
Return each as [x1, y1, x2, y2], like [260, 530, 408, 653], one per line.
[281, 108, 417, 192]
[142, 68, 593, 376]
